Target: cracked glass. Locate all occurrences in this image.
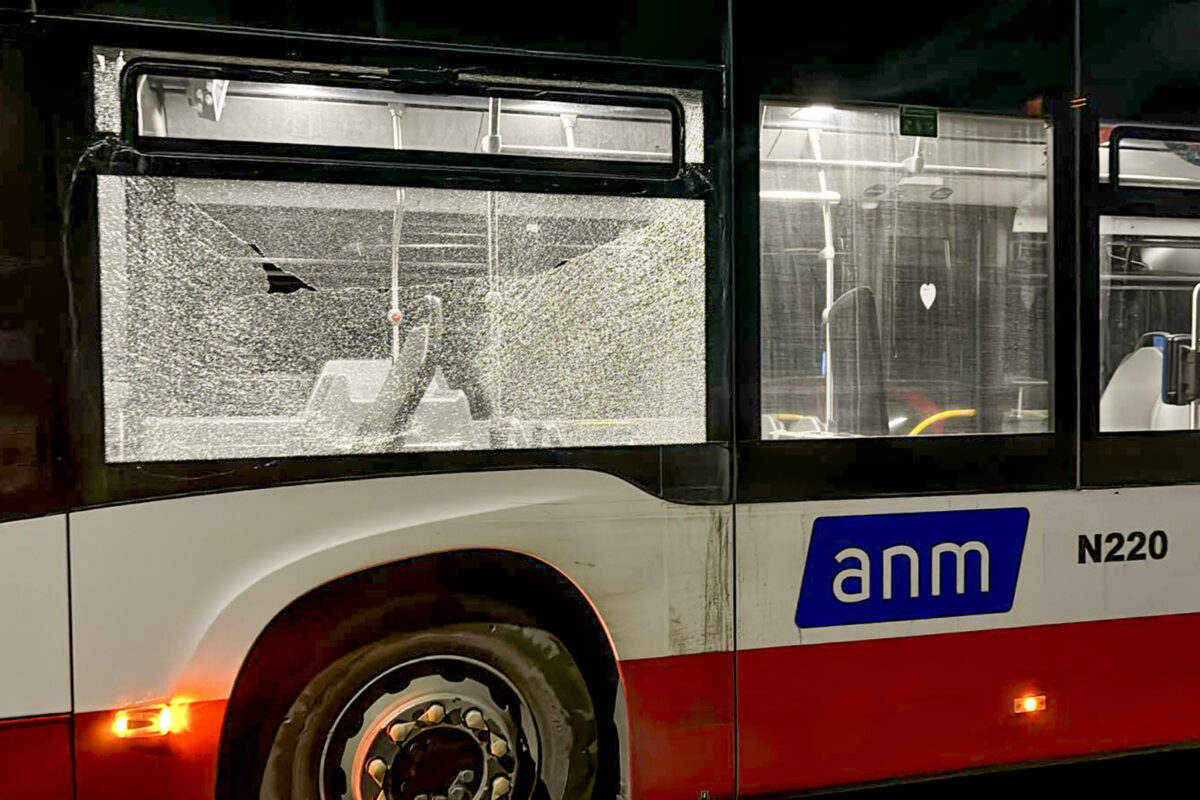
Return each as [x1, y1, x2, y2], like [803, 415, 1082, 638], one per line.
[98, 176, 705, 462]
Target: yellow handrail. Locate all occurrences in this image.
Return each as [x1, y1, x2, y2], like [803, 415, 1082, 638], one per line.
[908, 408, 976, 436]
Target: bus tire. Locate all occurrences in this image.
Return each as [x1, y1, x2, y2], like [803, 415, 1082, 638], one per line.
[259, 622, 598, 800]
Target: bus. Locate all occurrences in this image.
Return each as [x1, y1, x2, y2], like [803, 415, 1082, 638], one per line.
[3, 1, 1200, 798]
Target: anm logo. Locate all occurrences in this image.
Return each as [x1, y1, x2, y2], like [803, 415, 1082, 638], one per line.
[795, 508, 1029, 628]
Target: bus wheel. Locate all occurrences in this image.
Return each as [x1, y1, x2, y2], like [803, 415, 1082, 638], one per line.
[259, 623, 598, 800]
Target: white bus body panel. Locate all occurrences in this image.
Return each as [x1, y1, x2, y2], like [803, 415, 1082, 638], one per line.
[738, 485, 1200, 650]
[0, 515, 71, 719]
[736, 485, 1200, 794]
[69, 469, 731, 713]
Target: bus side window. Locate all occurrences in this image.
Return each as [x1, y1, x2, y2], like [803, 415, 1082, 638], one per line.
[1097, 126, 1200, 433]
[96, 76, 710, 464]
[758, 103, 1052, 439]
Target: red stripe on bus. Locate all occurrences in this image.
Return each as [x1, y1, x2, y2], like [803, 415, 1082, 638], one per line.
[0, 713, 72, 799]
[738, 612, 1200, 795]
[75, 698, 227, 800]
[621, 650, 736, 800]
[76, 614, 1200, 800]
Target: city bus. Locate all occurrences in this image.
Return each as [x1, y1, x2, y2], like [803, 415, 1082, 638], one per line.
[4, 1, 1200, 799]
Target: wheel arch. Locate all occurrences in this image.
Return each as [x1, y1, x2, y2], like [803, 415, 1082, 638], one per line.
[213, 547, 626, 800]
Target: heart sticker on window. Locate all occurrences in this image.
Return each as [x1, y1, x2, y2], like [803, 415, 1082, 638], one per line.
[1020, 286, 1036, 310]
[919, 282, 937, 310]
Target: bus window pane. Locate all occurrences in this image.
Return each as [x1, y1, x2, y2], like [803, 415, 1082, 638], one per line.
[759, 104, 1052, 438]
[134, 73, 675, 164]
[1100, 124, 1200, 189]
[98, 176, 705, 462]
[1099, 215, 1200, 432]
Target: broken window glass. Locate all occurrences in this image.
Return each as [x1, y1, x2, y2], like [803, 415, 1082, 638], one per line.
[98, 176, 705, 461]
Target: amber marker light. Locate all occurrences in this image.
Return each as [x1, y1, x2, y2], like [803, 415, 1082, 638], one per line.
[1013, 694, 1047, 714]
[113, 703, 180, 738]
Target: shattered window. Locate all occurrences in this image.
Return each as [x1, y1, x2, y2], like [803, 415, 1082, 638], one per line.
[759, 103, 1052, 438]
[98, 176, 705, 461]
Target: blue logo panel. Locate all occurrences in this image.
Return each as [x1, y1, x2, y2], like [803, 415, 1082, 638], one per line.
[795, 508, 1029, 628]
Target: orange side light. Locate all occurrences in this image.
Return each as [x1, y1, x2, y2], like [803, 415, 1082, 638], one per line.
[113, 703, 180, 738]
[1013, 694, 1047, 714]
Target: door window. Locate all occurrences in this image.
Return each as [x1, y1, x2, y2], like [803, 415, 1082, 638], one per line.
[759, 104, 1052, 438]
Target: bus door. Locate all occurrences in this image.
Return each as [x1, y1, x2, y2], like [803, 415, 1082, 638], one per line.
[734, 95, 1068, 794]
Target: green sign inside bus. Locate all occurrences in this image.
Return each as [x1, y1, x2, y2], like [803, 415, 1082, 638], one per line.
[900, 105, 938, 137]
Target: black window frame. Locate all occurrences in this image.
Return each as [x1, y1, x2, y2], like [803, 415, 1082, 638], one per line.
[54, 18, 731, 509]
[734, 88, 1078, 503]
[1082, 118, 1200, 487]
[0, 33, 70, 524]
[121, 59, 687, 182]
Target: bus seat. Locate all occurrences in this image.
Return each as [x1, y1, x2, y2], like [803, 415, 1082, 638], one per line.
[1151, 396, 1192, 430]
[303, 360, 391, 430]
[306, 360, 391, 409]
[138, 296, 448, 459]
[407, 368, 475, 447]
[357, 295, 444, 446]
[1100, 345, 1164, 431]
[827, 286, 888, 435]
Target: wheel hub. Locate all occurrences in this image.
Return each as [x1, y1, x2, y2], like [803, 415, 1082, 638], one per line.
[321, 656, 537, 800]
[390, 727, 482, 799]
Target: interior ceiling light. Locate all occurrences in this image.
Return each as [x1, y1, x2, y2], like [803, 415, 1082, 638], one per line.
[930, 186, 954, 200]
[864, 184, 887, 197]
[790, 104, 835, 121]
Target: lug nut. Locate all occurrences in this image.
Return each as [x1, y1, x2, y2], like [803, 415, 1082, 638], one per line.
[489, 736, 509, 757]
[418, 703, 445, 724]
[366, 758, 387, 785]
[388, 721, 416, 742]
[492, 776, 511, 798]
[448, 769, 474, 800]
[464, 709, 487, 731]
